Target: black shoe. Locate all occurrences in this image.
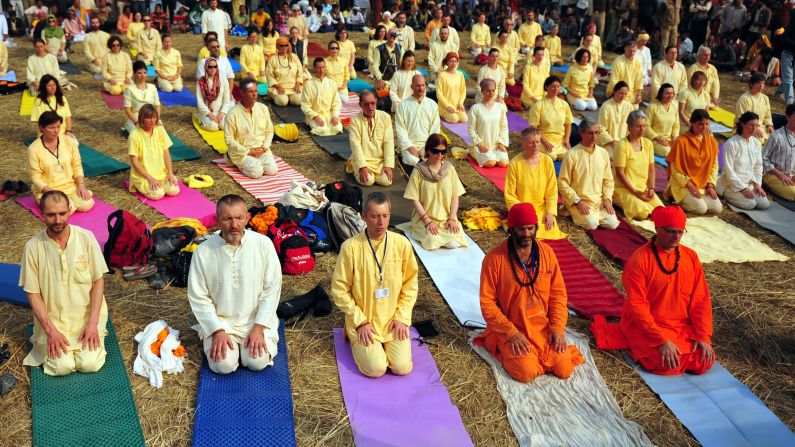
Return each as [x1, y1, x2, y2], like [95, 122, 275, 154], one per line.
[15, 181, 30, 193]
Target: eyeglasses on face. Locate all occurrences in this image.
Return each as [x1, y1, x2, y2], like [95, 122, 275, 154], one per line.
[428, 148, 447, 155]
[278, 44, 289, 47]
[144, 18, 152, 22]
[207, 65, 218, 68]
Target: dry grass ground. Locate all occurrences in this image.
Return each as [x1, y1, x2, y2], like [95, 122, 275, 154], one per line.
[0, 28, 793, 447]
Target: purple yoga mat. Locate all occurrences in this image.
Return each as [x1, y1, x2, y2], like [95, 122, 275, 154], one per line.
[333, 328, 473, 447]
[443, 122, 471, 145]
[122, 181, 216, 228]
[506, 111, 530, 133]
[17, 195, 116, 246]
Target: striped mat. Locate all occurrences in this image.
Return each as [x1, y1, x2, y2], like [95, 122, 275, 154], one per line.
[340, 92, 362, 121]
[213, 156, 310, 205]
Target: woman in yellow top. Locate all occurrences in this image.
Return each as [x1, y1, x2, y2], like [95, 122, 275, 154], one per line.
[677, 71, 710, 133]
[367, 26, 387, 75]
[504, 127, 566, 240]
[597, 81, 636, 155]
[563, 48, 597, 111]
[101, 35, 133, 95]
[125, 60, 161, 135]
[573, 33, 601, 70]
[528, 76, 573, 161]
[735, 72, 774, 143]
[612, 110, 664, 220]
[335, 27, 357, 79]
[469, 13, 490, 56]
[240, 29, 267, 83]
[153, 34, 183, 92]
[28, 111, 94, 213]
[436, 52, 467, 124]
[521, 47, 549, 108]
[645, 83, 680, 156]
[545, 25, 563, 65]
[325, 41, 350, 101]
[128, 104, 179, 200]
[126, 11, 144, 46]
[31, 75, 73, 139]
[581, 23, 602, 66]
[266, 37, 304, 106]
[494, 31, 516, 86]
[403, 134, 468, 251]
[260, 20, 279, 58]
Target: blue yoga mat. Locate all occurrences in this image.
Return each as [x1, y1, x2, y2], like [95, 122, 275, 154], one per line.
[230, 59, 241, 73]
[192, 321, 296, 447]
[0, 263, 28, 306]
[257, 83, 269, 96]
[551, 64, 570, 74]
[159, 88, 198, 107]
[417, 67, 429, 77]
[654, 155, 668, 168]
[1, 70, 17, 82]
[348, 78, 374, 93]
[147, 65, 156, 77]
[628, 356, 795, 447]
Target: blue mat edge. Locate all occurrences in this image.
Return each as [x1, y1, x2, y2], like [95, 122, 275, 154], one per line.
[0, 263, 29, 306]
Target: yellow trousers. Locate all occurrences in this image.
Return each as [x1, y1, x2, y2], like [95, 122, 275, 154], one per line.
[350, 337, 412, 378]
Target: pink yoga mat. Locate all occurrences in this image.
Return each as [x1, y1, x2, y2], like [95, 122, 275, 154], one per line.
[467, 156, 507, 191]
[340, 92, 362, 121]
[100, 88, 125, 110]
[17, 195, 116, 246]
[213, 157, 310, 205]
[587, 216, 647, 266]
[333, 328, 473, 447]
[122, 181, 216, 228]
[655, 165, 667, 193]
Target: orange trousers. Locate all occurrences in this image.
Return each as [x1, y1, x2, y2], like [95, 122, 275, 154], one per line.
[637, 352, 714, 376]
[499, 341, 584, 383]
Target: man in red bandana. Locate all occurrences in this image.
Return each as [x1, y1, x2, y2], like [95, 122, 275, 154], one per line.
[475, 203, 584, 382]
[620, 205, 715, 375]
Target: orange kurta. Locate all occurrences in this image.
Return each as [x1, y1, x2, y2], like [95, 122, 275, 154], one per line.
[620, 241, 714, 375]
[475, 239, 584, 382]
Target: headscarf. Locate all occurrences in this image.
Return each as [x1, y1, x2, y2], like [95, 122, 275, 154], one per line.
[198, 57, 220, 111]
[44, 14, 65, 39]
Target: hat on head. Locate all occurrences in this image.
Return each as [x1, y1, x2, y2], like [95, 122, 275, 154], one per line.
[507, 203, 538, 228]
[636, 33, 650, 42]
[651, 206, 686, 230]
[291, 4, 300, 10]
[442, 51, 459, 66]
[276, 36, 290, 46]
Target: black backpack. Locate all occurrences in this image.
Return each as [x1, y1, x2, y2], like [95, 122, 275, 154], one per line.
[322, 181, 363, 212]
[169, 251, 193, 288]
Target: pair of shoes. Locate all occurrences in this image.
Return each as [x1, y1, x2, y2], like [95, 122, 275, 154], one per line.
[1, 180, 30, 199]
[123, 264, 157, 281]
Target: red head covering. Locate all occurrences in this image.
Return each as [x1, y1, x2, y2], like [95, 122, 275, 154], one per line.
[507, 203, 539, 228]
[651, 206, 687, 230]
[442, 51, 460, 67]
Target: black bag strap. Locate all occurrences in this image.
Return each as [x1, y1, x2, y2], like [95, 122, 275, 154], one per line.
[103, 209, 125, 269]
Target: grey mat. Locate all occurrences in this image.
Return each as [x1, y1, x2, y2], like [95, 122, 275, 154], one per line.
[270, 104, 305, 124]
[729, 201, 795, 246]
[346, 172, 413, 226]
[311, 131, 351, 160]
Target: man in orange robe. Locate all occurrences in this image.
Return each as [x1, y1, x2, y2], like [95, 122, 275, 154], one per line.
[620, 205, 716, 375]
[475, 203, 584, 383]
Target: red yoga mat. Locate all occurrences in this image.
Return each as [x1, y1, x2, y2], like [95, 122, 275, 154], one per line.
[586, 216, 647, 266]
[100, 88, 125, 110]
[544, 239, 624, 318]
[467, 156, 507, 192]
[307, 42, 329, 58]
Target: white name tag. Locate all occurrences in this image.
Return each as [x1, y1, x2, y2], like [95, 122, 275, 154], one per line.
[375, 287, 390, 299]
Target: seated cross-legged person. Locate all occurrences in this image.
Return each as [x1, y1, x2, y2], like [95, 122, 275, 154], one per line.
[153, 34, 184, 92]
[31, 75, 74, 140]
[188, 194, 282, 374]
[475, 48, 506, 103]
[29, 111, 94, 213]
[346, 91, 395, 187]
[388, 50, 421, 112]
[677, 71, 711, 134]
[102, 35, 133, 96]
[301, 57, 343, 136]
[324, 41, 351, 103]
[558, 118, 620, 231]
[27, 39, 67, 95]
[135, 15, 162, 66]
[224, 78, 278, 178]
[403, 134, 468, 250]
[240, 28, 268, 84]
[436, 52, 467, 123]
[467, 79, 509, 168]
[128, 104, 180, 200]
[267, 37, 304, 106]
[124, 60, 161, 135]
[613, 111, 665, 220]
[84, 17, 110, 75]
[597, 81, 635, 157]
[475, 203, 584, 383]
[42, 15, 68, 63]
[195, 57, 234, 131]
[621, 205, 716, 376]
[521, 47, 550, 108]
[762, 104, 795, 202]
[735, 72, 774, 144]
[394, 74, 439, 166]
[717, 111, 769, 210]
[563, 48, 597, 112]
[645, 83, 680, 157]
[528, 75, 573, 161]
[664, 109, 722, 215]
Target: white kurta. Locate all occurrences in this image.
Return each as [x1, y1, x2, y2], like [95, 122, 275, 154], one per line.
[201, 8, 231, 49]
[26, 53, 60, 84]
[717, 134, 764, 195]
[196, 79, 234, 116]
[468, 101, 509, 149]
[388, 69, 421, 111]
[187, 231, 282, 359]
[394, 95, 441, 154]
[476, 65, 507, 102]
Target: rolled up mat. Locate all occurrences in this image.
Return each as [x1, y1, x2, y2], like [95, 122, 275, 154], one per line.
[709, 107, 735, 128]
[19, 90, 36, 116]
[17, 196, 117, 246]
[586, 216, 647, 266]
[396, 222, 486, 328]
[31, 318, 146, 447]
[346, 172, 412, 225]
[257, 83, 268, 96]
[543, 239, 624, 317]
[159, 88, 198, 107]
[147, 65, 156, 77]
[122, 181, 216, 228]
[213, 157, 310, 205]
[100, 88, 125, 110]
[729, 201, 795, 246]
[270, 104, 305, 124]
[334, 328, 473, 447]
[625, 354, 795, 447]
[653, 155, 667, 168]
[79, 143, 131, 177]
[192, 115, 228, 154]
[348, 78, 374, 93]
[310, 131, 351, 160]
[168, 134, 201, 161]
[340, 92, 363, 121]
[0, 263, 28, 306]
[193, 321, 296, 447]
[59, 61, 81, 74]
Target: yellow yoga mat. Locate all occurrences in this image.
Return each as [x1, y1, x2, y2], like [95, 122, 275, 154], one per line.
[709, 107, 735, 128]
[19, 90, 35, 116]
[192, 115, 227, 154]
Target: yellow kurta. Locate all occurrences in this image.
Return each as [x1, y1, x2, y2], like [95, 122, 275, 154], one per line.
[476, 65, 506, 102]
[735, 92, 773, 141]
[528, 96, 573, 159]
[45, 35, 66, 57]
[558, 144, 614, 207]
[128, 125, 173, 192]
[338, 39, 356, 68]
[436, 70, 466, 113]
[21, 226, 109, 367]
[428, 39, 457, 73]
[83, 30, 110, 64]
[519, 22, 542, 48]
[126, 21, 144, 43]
[562, 63, 595, 103]
[544, 35, 562, 64]
[606, 54, 643, 102]
[259, 34, 278, 57]
[687, 62, 720, 100]
[26, 53, 60, 84]
[266, 53, 303, 92]
[153, 48, 182, 78]
[0, 41, 7, 74]
[651, 60, 688, 97]
[124, 83, 160, 114]
[331, 231, 418, 343]
[346, 111, 395, 175]
[597, 98, 635, 150]
[403, 166, 468, 250]
[28, 136, 83, 200]
[240, 43, 266, 79]
[223, 102, 274, 168]
[31, 96, 72, 135]
[324, 55, 350, 93]
[678, 87, 711, 133]
[300, 76, 342, 135]
[495, 42, 516, 77]
[574, 43, 602, 69]
[612, 138, 664, 219]
[198, 45, 227, 59]
[470, 23, 491, 47]
[521, 61, 550, 106]
[287, 15, 308, 38]
[135, 28, 162, 61]
[102, 51, 133, 92]
[504, 154, 566, 240]
[645, 100, 680, 156]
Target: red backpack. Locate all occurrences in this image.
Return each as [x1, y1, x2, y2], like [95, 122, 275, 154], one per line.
[267, 220, 315, 275]
[103, 210, 152, 269]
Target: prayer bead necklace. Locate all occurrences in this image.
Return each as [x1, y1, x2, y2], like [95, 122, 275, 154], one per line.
[650, 237, 680, 275]
[508, 236, 541, 296]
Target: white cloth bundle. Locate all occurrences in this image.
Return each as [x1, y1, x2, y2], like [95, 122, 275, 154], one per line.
[133, 320, 186, 388]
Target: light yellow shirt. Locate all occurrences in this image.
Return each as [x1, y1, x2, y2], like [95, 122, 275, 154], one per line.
[544, 35, 562, 63]
[338, 39, 356, 67]
[736, 91, 773, 129]
[124, 83, 160, 113]
[504, 154, 566, 240]
[287, 15, 308, 38]
[198, 45, 227, 59]
[259, 34, 278, 57]
[395, 25, 416, 52]
[371, 42, 401, 81]
[562, 63, 595, 100]
[394, 95, 440, 152]
[347, 111, 395, 174]
[389, 69, 422, 107]
[0, 41, 7, 74]
[573, 43, 602, 69]
[597, 98, 635, 147]
[135, 27, 162, 57]
[677, 87, 711, 132]
[28, 136, 83, 199]
[528, 96, 573, 146]
[153, 48, 182, 78]
[128, 125, 172, 192]
[613, 137, 655, 195]
[651, 60, 688, 97]
[26, 53, 60, 84]
[324, 55, 349, 91]
[436, 70, 466, 113]
[331, 231, 418, 342]
[645, 100, 680, 141]
[83, 30, 110, 63]
[21, 226, 109, 367]
[126, 21, 144, 42]
[687, 62, 720, 100]
[494, 42, 516, 77]
[519, 21, 542, 47]
[506, 30, 520, 54]
[403, 166, 468, 250]
[367, 39, 385, 71]
[240, 43, 266, 76]
[266, 53, 303, 92]
[31, 96, 72, 135]
[45, 35, 66, 56]
[476, 65, 506, 102]
[301, 75, 341, 120]
[606, 54, 643, 99]
[468, 101, 509, 148]
[470, 23, 491, 46]
[521, 61, 550, 104]
[223, 102, 274, 167]
[102, 51, 133, 84]
[428, 39, 457, 73]
[558, 143, 614, 206]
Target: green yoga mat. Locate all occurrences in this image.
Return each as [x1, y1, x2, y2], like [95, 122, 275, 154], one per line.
[169, 134, 201, 161]
[30, 319, 146, 447]
[79, 144, 130, 177]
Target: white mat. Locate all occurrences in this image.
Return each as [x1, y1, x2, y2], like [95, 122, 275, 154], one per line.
[471, 330, 654, 447]
[630, 216, 788, 263]
[729, 202, 795, 246]
[396, 222, 486, 328]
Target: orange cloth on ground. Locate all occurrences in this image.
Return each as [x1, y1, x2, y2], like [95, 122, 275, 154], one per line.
[150, 327, 187, 358]
[475, 239, 584, 383]
[665, 131, 718, 189]
[619, 241, 714, 375]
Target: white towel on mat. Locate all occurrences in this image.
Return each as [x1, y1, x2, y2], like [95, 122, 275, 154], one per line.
[134, 320, 185, 388]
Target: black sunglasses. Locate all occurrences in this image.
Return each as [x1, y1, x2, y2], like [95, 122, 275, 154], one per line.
[428, 148, 447, 155]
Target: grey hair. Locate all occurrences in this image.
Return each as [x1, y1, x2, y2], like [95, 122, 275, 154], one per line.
[579, 118, 599, 132]
[627, 110, 647, 126]
[696, 45, 711, 57]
